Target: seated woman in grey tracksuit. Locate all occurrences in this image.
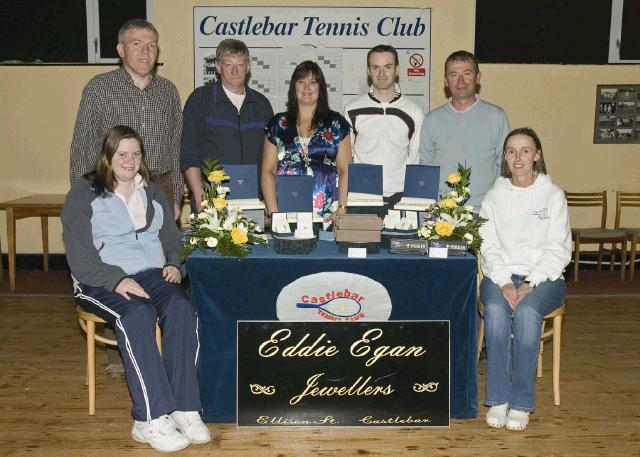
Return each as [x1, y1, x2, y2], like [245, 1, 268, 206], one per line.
[62, 125, 209, 453]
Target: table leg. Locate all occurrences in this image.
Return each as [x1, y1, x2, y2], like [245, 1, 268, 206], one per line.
[7, 207, 16, 291]
[41, 215, 49, 272]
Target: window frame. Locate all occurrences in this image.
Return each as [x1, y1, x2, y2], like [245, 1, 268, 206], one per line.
[608, 0, 640, 63]
[85, 0, 153, 63]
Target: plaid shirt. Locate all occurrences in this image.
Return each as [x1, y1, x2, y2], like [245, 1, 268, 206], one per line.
[70, 67, 184, 204]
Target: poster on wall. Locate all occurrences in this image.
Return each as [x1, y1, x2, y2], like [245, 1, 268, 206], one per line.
[193, 7, 431, 113]
[593, 84, 640, 144]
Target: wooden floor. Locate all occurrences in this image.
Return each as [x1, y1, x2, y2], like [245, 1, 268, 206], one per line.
[0, 295, 638, 457]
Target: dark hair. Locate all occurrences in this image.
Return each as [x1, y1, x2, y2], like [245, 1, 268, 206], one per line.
[500, 127, 548, 178]
[367, 44, 399, 66]
[444, 50, 479, 74]
[118, 19, 158, 43]
[286, 61, 330, 130]
[87, 126, 150, 197]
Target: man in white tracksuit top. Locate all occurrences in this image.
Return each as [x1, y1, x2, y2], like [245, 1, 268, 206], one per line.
[344, 44, 424, 204]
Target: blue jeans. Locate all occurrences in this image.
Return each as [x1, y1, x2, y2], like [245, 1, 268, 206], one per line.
[480, 274, 566, 412]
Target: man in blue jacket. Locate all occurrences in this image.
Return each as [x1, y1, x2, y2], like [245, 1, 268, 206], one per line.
[181, 39, 273, 212]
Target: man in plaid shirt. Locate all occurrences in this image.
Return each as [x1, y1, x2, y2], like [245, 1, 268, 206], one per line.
[69, 18, 184, 383]
[70, 18, 183, 220]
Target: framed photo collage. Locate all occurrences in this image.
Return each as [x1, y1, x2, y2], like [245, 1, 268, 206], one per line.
[594, 84, 640, 144]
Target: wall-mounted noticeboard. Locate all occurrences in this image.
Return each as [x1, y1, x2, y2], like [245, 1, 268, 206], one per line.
[193, 6, 431, 113]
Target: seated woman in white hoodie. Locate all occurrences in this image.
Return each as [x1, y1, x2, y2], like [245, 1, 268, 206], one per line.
[479, 127, 571, 431]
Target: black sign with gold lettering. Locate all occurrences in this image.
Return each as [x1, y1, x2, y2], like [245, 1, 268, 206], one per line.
[237, 321, 449, 427]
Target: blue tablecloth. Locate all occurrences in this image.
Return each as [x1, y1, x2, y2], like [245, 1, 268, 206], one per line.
[187, 241, 478, 422]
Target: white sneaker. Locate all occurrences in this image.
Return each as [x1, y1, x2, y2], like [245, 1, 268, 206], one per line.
[170, 411, 211, 444]
[505, 409, 530, 431]
[132, 414, 190, 453]
[486, 403, 508, 428]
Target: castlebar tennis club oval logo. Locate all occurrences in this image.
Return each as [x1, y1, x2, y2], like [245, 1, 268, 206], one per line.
[276, 272, 392, 322]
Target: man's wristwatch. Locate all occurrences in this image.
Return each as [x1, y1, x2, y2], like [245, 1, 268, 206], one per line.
[523, 280, 536, 288]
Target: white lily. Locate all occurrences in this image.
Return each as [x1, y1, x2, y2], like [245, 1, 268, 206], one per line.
[228, 206, 243, 221]
[440, 212, 465, 229]
[202, 210, 222, 231]
[222, 217, 234, 230]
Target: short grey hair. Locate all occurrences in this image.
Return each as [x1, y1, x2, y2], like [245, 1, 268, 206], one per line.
[118, 19, 158, 43]
[216, 39, 250, 63]
[444, 50, 479, 74]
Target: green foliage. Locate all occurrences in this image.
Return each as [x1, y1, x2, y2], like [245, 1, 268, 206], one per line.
[183, 162, 267, 260]
[417, 164, 487, 252]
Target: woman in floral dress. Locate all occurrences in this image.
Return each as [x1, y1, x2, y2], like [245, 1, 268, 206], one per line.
[261, 60, 352, 223]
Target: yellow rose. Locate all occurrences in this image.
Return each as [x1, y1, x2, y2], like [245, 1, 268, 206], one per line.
[231, 227, 248, 245]
[446, 172, 462, 184]
[439, 198, 458, 209]
[212, 197, 228, 209]
[208, 170, 229, 183]
[435, 221, 454, 237]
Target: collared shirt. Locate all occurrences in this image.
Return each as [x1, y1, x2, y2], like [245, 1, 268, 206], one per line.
[70, 67, 184, 205]
[115, 174, 147, 230]
[448, 94, 480, 114]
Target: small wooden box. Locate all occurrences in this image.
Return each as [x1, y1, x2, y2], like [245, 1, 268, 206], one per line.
[335, 214, 383, 251]
[336, 214, 383, 231]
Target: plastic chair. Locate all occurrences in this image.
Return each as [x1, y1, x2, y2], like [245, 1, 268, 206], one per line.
[76, 306, 162, 415]
[615, 192, 640, 281]
[565, 191, 627, 282]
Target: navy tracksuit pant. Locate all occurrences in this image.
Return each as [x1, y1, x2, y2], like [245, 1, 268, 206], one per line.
[74, 268, 201, 421]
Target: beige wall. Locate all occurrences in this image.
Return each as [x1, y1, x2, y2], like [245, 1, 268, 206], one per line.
[1, 0, 639, 253]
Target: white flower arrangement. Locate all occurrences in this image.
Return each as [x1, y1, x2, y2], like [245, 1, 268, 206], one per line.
[183, 160, 267, 259]
[417, 164, 487, 252]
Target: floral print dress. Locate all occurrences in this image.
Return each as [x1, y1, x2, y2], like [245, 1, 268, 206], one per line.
[265, 111, 351, 218]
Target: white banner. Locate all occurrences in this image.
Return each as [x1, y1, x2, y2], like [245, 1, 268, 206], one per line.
[276, 272, 393, 322]
[193, 6, 431, 113]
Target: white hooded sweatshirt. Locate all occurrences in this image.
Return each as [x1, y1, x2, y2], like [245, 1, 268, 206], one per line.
[479, 173, 572, 288]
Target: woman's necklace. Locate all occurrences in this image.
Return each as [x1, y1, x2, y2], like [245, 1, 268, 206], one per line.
[296, 119, 313, 174]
